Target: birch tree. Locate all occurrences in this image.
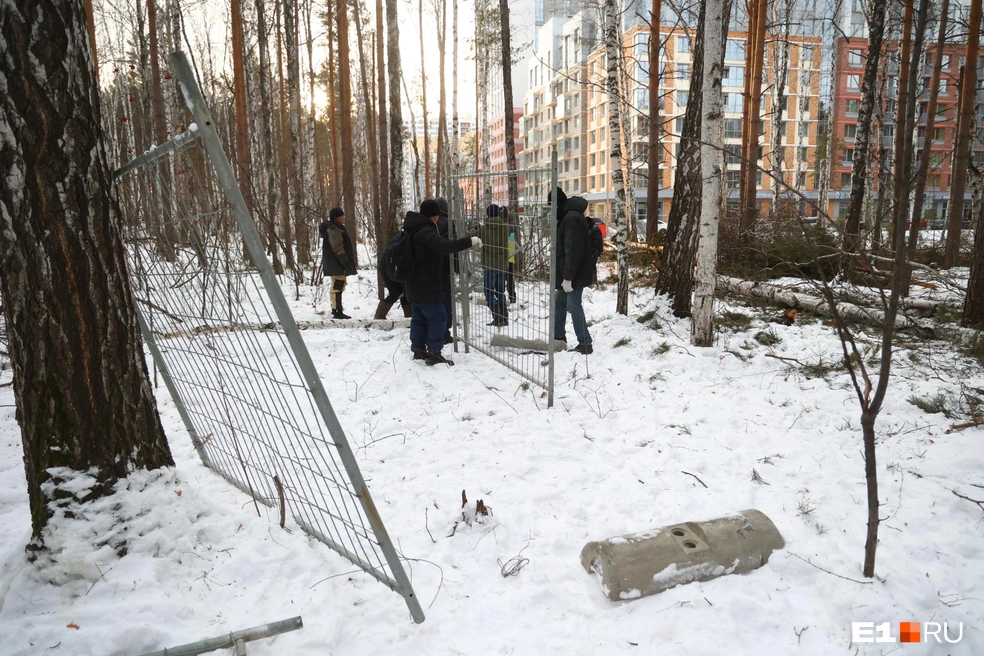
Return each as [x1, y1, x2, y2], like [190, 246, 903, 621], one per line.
[645, 0, 662, 244]
[387, 0, 406, 223]
[604, 0, 630, 315]
[655, 4, 706, 317]
[337, 0, 358, 261]
[692, 0, 730, 345]
[0, 0, 174, 544]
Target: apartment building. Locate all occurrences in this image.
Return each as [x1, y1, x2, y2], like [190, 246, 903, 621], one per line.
[486, 108, 527, 198]
[829, 36, 984, 223]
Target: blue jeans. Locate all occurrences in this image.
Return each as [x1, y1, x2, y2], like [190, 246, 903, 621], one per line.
[484, 270, 507, 319]
[410, 301, 448, 353]
[554, 287, 591, 346]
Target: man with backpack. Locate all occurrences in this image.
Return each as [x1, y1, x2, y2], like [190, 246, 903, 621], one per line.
[374, 231, 413, 319]
[401, 199, 481, 365]
[320, 207, 356, 320]
[548, 187, 596, 354]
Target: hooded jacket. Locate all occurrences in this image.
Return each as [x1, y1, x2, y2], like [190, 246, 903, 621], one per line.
[555, 195, 594, 289]
[402, 211, 473, 303]
[320, 219, 355, 276]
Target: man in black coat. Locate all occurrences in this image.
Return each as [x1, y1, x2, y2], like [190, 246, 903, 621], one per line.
[404, 199, 481, 364]
[320, 207, 356, 319]
[549, 187, 594, 354]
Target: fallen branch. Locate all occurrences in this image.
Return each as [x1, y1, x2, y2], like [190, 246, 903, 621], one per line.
[681, 471, 708, 488]
[788, 553, 872, 584]
[946, 418, 984, 434]
[951, 489, 984, 514]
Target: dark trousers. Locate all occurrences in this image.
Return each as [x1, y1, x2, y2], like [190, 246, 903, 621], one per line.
[442, 272, 453, 336]
[507, 262, 516, 303]
[410, 301, 448, 353]
[483, 270, 507, 321]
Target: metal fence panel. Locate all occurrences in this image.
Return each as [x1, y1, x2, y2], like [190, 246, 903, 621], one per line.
[449, 155, 559, 405]
[115, 52, 424, 623]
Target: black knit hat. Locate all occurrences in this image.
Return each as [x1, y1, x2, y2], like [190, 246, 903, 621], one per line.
[547, 187, 568, 208]
[329, 207, 345, 220]
[486, 203, 501, 218]
[436, 197, 449, 216]
[420, 199, 441, 218]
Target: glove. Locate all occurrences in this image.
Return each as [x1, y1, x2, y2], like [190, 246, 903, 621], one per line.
[341, 259, 356, 276]
[562, 280, 573, 293]
[471, 236, 483, 248]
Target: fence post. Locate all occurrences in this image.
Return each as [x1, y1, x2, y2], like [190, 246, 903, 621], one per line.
[547, 150, 559, 409]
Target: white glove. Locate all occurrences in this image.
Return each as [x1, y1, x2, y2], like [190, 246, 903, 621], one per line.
[471, 236, 483, 248]
[561, 280, 573, 293]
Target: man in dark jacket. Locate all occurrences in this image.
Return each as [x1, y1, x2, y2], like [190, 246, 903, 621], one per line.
[549, 187, 594, 354]
[320, 207, 356, 319]
[404, 199, 480, 364]
[374, 232, 413, 319]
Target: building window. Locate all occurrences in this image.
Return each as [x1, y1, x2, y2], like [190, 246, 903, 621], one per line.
[847, 75, 861, 90]
[936, 105, 948, 121]
[941, 54, 951, 70]
[676, 62, 690, 79]
[848, 50, 863, 66]
[724, 93, 743, 113]
[725, 39, 745, 61]
[723, 66, 745, 87]
[928, 174, 940, 189]
[727, 170, 741, 189]
[939, 79, 948, 95]
[677, 90, 689, 108]
[846, 99, 860, 114]
[930, 151, 943, 166]
[845, 123, 857, 138]
[724, 118, 741, 139]
[933, 127, 945, 142]
[725, 145, 742, 164]
[800, 146, 810, 161]
[799, 122, 809, 138]
[677, 35, 690, 54]
[843, 147, 854, 165]
[590, 130, 596, 144]
[841, 172, 853, 188]
[675, 117, 685, 134]
[801, 46, 814, 67]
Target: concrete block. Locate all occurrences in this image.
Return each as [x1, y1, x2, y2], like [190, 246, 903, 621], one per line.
[489, 335, 568, 352]
[580, 509, 784, 601]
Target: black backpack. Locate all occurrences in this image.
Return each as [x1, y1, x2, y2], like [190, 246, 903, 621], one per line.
[586, 218, 604, 262]
[383, 230, 417, 283]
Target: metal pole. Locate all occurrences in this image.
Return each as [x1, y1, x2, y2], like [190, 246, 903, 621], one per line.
[546, 150, 559, 409]
[137, 616, 303, 656]
[457, 188, 472, 353]
[169, 51, 424, 624]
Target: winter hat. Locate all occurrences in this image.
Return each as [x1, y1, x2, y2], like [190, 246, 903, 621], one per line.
[436, 197, 449, 217]
[420, 199, 441, 218]
[547, 187, 568, 208]
[329, 207, 345, 220]
[486, 203, 501, 218]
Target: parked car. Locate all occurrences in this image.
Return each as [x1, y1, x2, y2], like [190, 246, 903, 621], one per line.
[635, 218, 668, 241]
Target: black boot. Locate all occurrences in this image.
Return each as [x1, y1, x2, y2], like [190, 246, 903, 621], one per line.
[332, 308, 351, 320]
[424, 350, 454, 366]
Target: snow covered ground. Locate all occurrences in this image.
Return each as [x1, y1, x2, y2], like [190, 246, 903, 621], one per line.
[1, 271, 983, 655]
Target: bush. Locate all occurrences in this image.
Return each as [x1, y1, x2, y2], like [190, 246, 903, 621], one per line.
[717, 212, 840, 280]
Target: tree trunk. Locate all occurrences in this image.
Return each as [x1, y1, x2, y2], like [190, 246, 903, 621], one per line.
[255, 0, 283, 274]
[964, 172, 984, 326]
[739, 0, 767, 239]
[231, 0, 251, 210]
[499, 0, 519, 214]
[604, 0, 630, 315]
[768, 11, 790, 220]
[376, 0, 391, 240]
[436, 0, 447, 197]
[387, 0, 405, 221]
[284, 0, 308, 264]
[944, 0, 982, 268]
[890, 0, 915, 243]
[276, 0, 297, 271]
[420, 0, 430, 198]
[325, 0, 341, 205]
[336, 0, 358, 264]
[645, 0, 662, 244]
[452, 0, 460, 175]
[0, 0, 174, 545]
[354, 2, 382, 265]
[907, 0, 949, 271]
[692, 0, 730, 345]
[843, 0, 889, 256]
[655, 2, 706, 317]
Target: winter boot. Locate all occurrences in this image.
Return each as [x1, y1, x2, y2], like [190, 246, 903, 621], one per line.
[412, 346, 429, 361]
[401, 301, 413, 317]
[374, 300, 393, 320]
[424, 350, 454, 366]
[332, 308, 352, 320]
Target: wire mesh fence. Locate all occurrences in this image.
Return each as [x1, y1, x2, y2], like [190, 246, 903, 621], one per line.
[114, 52, 423, 623]
[448, 159, 560, 406]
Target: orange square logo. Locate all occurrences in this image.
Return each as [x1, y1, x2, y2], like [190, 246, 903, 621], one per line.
[900, 622, 921, 643]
